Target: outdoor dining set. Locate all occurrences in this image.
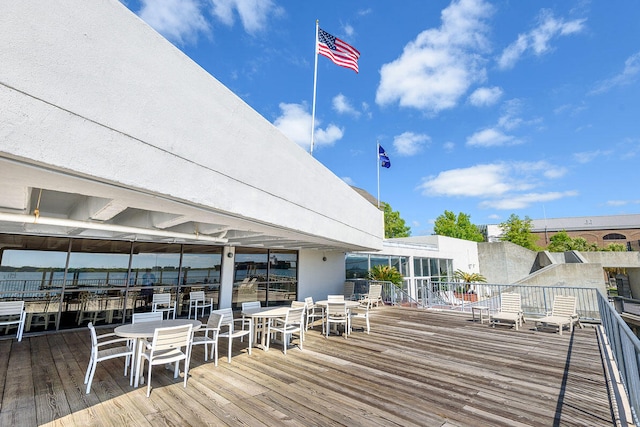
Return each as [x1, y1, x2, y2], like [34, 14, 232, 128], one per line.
[77, 282, 382, 397]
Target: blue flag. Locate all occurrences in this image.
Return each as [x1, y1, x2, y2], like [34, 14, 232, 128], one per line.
[378, 145, 391, 168]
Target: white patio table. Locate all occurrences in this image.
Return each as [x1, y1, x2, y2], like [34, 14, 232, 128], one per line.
[114, 318, 201, 387]
[241, 306, 289, 349]
[315, 300, 361, 336]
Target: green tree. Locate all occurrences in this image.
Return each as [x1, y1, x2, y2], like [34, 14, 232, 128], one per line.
[368, 265, 403, 286]
[433, 210, 484, 242]
[382, 202, 411, 238]
[547, 230, 625, 252]
[499, 214, 539, 250]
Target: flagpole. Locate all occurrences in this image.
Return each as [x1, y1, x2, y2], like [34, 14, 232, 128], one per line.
[310, 20, 319, 156]
[377, 141, 380, 208]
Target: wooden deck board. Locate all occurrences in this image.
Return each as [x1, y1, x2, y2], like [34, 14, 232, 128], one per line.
[0, 306, 616, 427]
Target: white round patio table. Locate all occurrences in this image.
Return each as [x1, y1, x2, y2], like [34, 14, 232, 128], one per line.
[115, 318, 201, 387]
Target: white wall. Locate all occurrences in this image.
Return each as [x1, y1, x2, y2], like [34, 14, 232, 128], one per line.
[0, 0, 383, 251]
[298, 250, 346, 302]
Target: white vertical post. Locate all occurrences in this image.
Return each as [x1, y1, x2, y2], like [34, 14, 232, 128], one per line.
[310, 20, 319, 156]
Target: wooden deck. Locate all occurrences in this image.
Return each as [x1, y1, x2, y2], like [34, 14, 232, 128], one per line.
[0, 306, 615, 426]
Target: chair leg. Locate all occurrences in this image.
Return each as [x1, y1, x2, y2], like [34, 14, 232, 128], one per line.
[228, 338, 232, 363]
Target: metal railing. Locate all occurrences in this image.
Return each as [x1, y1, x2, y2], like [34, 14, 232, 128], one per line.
[418, 282, 601, 321]
[598, 291, 640, 425]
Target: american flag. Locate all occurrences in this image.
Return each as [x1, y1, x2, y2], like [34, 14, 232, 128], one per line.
[317, 28, 360, 73]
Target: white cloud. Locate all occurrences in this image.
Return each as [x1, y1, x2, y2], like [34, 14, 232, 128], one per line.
[375, 0, 493, 114]
[136, 0, 280, 45]
[443, 141, 455, 152]
[210, 0, 280, 34]
[498, 9, 586, 69]
[606, 199, 640, 206]
[591, 51, 640, 94]
[273, 103, 343, 150]
[468, 86, 503, 106]
[573, 149, 611, 164]
[419, 163, 513, 197]
[466, 128, 518, 147]
[332, 94, 361, 117]
[480, 191, 578, 210]
[419, 161, 572, 210]
[138, 0, 210, 45]
[393, 132, 430, 156]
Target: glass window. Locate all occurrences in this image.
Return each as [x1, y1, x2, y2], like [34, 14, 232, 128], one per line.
[181, 246, 222, 311]
[346, 254, 369, 279]
[233, 248, 297, 308]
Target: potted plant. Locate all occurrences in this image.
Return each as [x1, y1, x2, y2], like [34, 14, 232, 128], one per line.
[453, 269, 486, 302]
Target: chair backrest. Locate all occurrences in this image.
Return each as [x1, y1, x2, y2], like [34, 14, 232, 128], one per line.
[304, 296, 314, 307]
[327, 302, 347, 316]
[133, 311, 163, 323]
[343, 282, 355, 299]
[241, 301, 261, 311]
[551, 295, 577, 317]
[152, 293, 171, 305]
[287, 306, 306, 324]
[212, 308, 235, 331]
[206, 312, 223, 330]
[499, 293, 522, 313]
[190, 291, 205, 302]
[368, 284, 382, 298]
[328, 295, 344, 302]
[150, 324, 192, 353]
[0, 301, 25, 316]
[290, 301, 306, 309]
[87, 322, 98, 347]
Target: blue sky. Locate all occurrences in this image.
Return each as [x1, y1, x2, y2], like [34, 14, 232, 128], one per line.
[122, 0, 640, 235]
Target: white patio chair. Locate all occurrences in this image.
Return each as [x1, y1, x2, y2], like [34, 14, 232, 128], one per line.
[188, 290, 213, 319]
[350, 298, 372, 334]
[191, 312, 223, 364]
[266, 306, 305, 355]
[325, 302, 349, 339]
[304, 296, 324, 331]
[290, 300, 306, 341]
[534, 295, 583, 335]
[152, 293, 176, 319]
[490, 292, 524, 330]
[137, 323, 193, 397]
[84, 322, 134, 394]
[0, 301, 26, 342]
[361, 284, 383, 308]
[241, 301, 262, 342]
[212, 308, 252, 363]
[132, 311, 164, 323]
[343, 281, 356, 300]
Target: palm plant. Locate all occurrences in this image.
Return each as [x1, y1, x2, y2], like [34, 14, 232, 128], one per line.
[368, 265, 403, 287]
[453, 269, 487, 293]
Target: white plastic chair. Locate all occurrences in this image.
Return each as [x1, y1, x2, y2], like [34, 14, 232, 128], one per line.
[212, 308, 252, 363]
[350, 298, 372, 334]
[241, 301, 262, 337]
[132, 311, 163, 323]
[137, 323, 193, 397]
[325, 302, 349, 339]
[191, 312, 223, 365]
[84, 322, 134, 394]
[152, 293, 176, 319]
[188, 291, 213, 319]
[266, 306, 305, 355]
[0, 301, 26, 341]
[290, 301, 306, 341]
[304, 296, 324, 331]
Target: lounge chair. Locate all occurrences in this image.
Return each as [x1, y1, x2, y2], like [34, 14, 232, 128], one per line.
[490, 292, 524, 330]
[534, 295, 582, 335]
